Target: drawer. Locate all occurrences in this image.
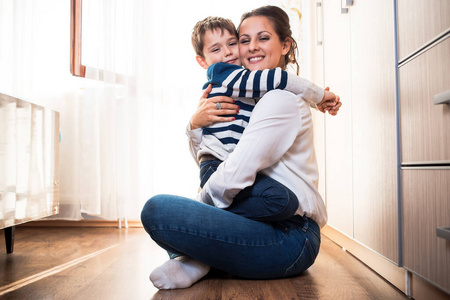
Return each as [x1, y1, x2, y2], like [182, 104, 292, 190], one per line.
[397, 0, 450, 61]
[399, 37, 450, 164]
[402, 168, 450, 293]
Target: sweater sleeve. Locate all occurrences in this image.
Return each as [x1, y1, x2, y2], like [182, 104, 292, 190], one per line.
[185, 122, 203, 166]
[206, 62, 324, 105]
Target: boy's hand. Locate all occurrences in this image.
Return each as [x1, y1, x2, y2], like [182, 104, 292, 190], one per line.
[317, 87, 342, 116]
[190, 84, 240, 129]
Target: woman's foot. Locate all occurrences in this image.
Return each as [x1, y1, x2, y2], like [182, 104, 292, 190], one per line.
[150, 256, 210, 289]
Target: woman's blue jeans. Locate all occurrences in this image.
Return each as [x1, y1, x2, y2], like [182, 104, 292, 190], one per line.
[140, 194, 321, 279]
[200, 159, 299, 222]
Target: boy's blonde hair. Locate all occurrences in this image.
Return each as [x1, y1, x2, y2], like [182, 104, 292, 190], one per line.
[191, 16, 238, 58]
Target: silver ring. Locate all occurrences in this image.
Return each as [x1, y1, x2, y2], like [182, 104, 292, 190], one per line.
[215, 102, 222, 110]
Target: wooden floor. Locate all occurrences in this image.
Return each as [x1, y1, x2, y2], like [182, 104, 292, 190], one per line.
[0, 227, 407, 299]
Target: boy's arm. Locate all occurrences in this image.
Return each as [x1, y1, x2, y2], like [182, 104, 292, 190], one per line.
[207, 62, 324, 106]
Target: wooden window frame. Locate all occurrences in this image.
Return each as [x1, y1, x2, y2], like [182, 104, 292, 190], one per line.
[69, 0, 135, 87]
[70, 0, 85, 77]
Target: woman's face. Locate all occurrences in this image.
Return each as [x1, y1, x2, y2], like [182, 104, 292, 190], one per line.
[238, 16, 291, 71]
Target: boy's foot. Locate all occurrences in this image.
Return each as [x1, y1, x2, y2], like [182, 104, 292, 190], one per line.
[150, 256, 210, 289]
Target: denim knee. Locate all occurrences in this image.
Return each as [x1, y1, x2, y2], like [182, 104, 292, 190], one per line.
[140, 198, 154, 233]
[140, 194, 167, 232]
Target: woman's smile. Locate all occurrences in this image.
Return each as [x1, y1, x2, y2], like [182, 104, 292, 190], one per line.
[248, 56, 264, 63]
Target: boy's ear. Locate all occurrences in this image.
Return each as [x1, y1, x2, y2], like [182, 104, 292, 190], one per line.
[281, 37, 292, 56]
[196, 55, 210, 70]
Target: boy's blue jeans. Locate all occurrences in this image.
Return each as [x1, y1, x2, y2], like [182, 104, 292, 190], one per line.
[199, 159, 299, 222]
[141, 194, 321, 279]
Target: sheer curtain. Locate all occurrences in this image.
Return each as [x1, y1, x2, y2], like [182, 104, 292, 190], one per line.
[74, 0, 278, 220]
[0, 0, 302, 221]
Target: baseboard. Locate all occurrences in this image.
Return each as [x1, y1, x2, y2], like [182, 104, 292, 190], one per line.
[18, 219, 143, 228]
[410, 271, 450, 300]
[322, 225, 450, 300]
[321, 225, 406, 293]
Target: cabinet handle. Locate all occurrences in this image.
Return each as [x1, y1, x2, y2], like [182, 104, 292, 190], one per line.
[437, 227, 450, 241]
[316, 1, 323, 46]
[341, 0, 353, 14]
[433, 90, 450, 105]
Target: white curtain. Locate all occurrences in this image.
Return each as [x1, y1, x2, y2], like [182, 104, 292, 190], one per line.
[0, 0, 303, 221]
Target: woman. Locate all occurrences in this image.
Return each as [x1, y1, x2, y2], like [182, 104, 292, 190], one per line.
[141, 5, 339, 290]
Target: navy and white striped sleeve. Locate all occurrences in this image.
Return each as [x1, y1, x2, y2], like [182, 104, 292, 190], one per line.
[205, 62, 324, 104]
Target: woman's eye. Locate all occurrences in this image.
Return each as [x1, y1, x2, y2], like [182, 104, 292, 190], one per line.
[260, 37, 269, 41]
[239, 39, 249, 44]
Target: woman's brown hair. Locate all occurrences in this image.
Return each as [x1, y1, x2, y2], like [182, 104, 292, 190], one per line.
[238, 5, 299, 75]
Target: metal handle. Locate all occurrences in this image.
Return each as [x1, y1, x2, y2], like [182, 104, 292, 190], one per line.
[341, 0, 354, 14]
[437, 227, 450, 241]
[433, 90, 450, 105]
[316, 1, 323, 46]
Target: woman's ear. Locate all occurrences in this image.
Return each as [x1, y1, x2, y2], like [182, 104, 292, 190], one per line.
[196, 55, 210, 69]
[281, 37, 292, 56]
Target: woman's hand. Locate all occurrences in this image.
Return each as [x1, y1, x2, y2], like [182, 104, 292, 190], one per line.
[316, 87, 342, 116]
[190, 84, 240, 130]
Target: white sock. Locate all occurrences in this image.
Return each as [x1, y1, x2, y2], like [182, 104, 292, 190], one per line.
[150, 256, 210, 289]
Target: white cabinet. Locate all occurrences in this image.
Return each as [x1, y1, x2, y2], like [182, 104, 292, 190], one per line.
[0, 93, 60, 253]
[397, 0, 450, 61]
[322, 0, 354, 237]
[321, 0, 398, 262]
[397, 0, 450, 294]
[316, 0, 450, 296]
[399, 37, 450, 163]
[402, 169, 450, 292]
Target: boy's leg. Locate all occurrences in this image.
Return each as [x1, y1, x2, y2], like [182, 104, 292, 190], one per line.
[200, 159, 298, 221]
[200, 160, 298, 221]
[226, 173, 299, 222]
[199, 159, 222, 188]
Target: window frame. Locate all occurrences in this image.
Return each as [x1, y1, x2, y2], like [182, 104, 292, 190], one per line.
[70, 0, 85, 77]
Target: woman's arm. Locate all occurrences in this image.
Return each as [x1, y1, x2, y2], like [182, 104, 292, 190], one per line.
[186, 84, 239, 164]
[198, 90, 303, 208]
[190, 84, 239, 130]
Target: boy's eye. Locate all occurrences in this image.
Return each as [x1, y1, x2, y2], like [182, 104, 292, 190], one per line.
[229, 42, 237, 46]
[212, 48, 219, 52]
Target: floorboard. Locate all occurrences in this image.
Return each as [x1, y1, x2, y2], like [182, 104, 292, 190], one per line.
[0, 227, 407, 299]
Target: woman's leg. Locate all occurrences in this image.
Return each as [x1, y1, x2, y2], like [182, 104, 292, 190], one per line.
[141, 194, 320, 288]
[149, 255, 210, 289]
[200, 160, 299, 221]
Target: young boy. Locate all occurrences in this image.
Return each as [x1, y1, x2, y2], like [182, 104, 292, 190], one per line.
[187, 16, 336, 219]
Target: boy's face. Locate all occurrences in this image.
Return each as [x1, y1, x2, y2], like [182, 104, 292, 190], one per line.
[196, 29, 241, 69]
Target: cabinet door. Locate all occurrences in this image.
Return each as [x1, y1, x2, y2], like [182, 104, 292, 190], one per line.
[322, 0, 354, 237]
[397, 0, 450, 61]
[399, 37, 450, 164]
[350, 0, 398, 264]
[322, 1, 398, 263]
[402, 169, 450, 292]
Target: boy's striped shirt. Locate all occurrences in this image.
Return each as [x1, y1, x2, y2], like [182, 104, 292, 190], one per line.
[199, 62, 323, 159]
